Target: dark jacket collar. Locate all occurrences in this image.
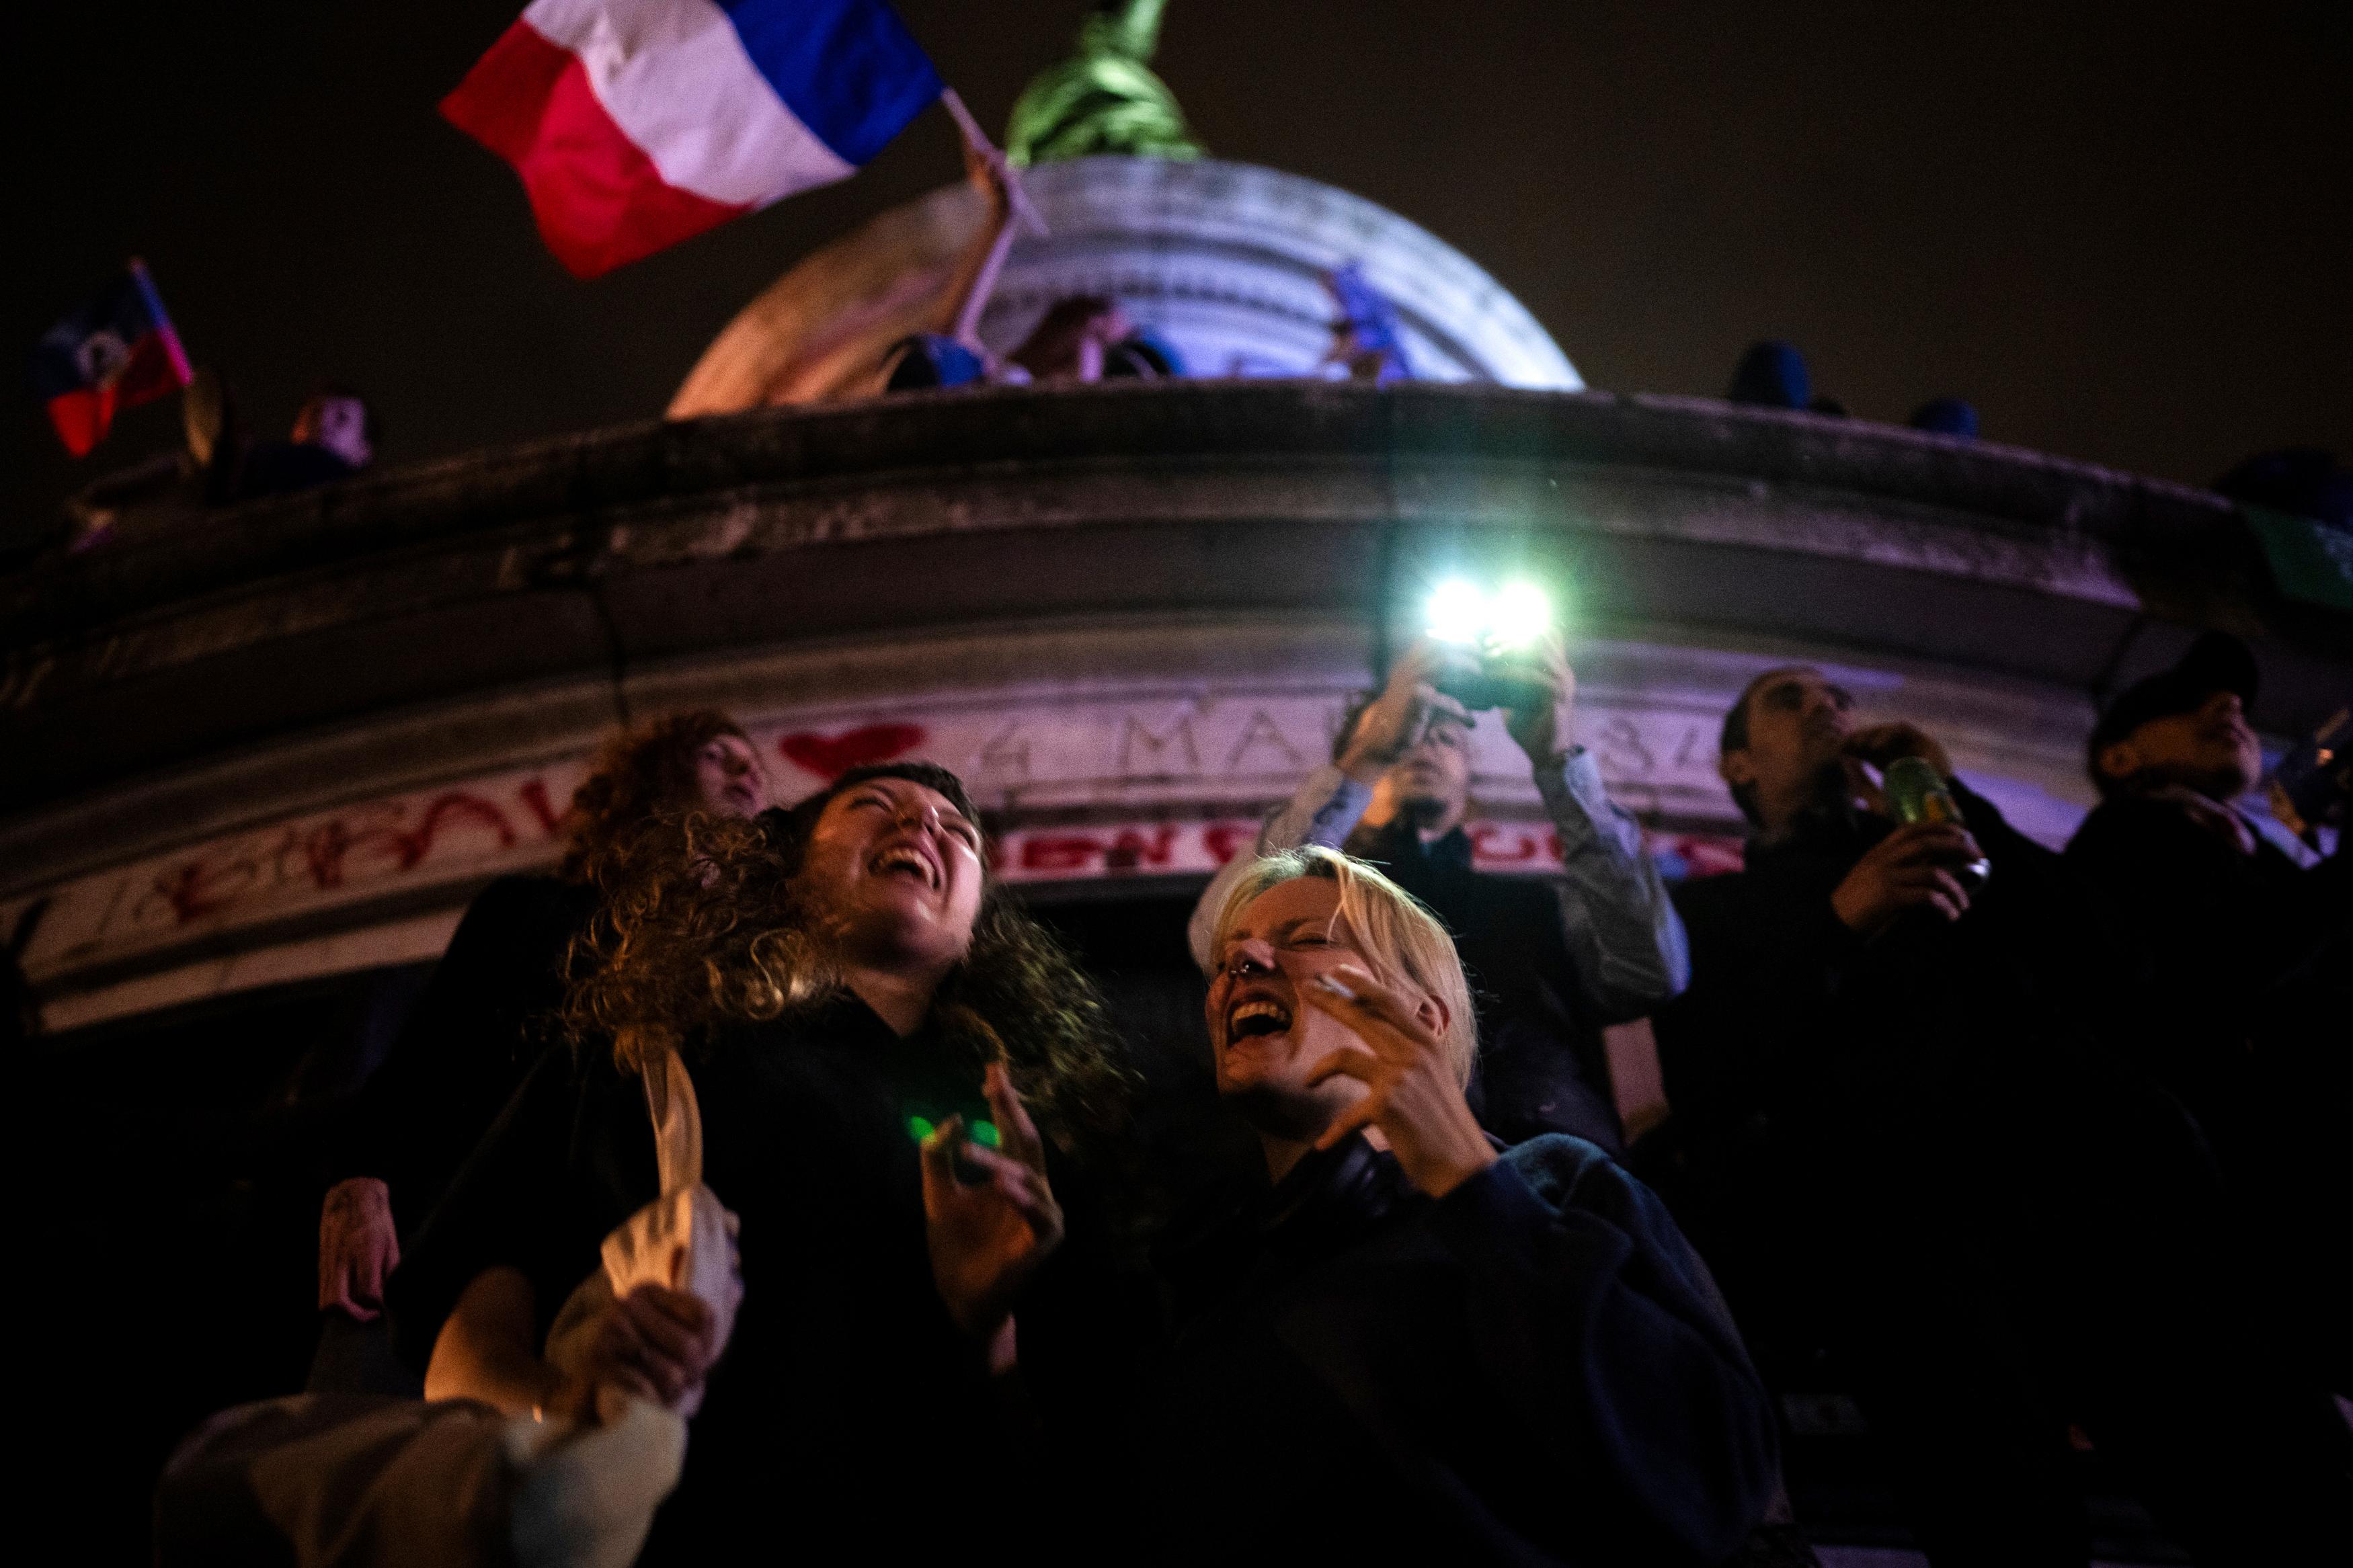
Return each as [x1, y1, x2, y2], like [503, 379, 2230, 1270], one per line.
[1745, 800, 1888, 878]
[1348, 816, 1474, 873]
[1162, 1134, 1417, 1327]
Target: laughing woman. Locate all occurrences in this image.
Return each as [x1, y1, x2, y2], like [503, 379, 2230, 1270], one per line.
[389, 763, 1133, 1561]
[1154, 845, 1780, 1565]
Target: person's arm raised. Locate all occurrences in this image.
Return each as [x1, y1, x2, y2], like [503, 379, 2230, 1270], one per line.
[1504, 634, 1691, 1016]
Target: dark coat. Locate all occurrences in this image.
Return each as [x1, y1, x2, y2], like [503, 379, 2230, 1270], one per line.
[335, 872, 594, 1235]
[1648, 788, 2353, 1563]
[1654, 784, 2132, 1198]
[391, 994, 1129, 1565]
[2065, 794, 2349, 1121]
[1146, 1134, 1779, 1567]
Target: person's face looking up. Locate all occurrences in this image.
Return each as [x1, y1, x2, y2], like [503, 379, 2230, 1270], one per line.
[1381, 712, 1472, 831]
[2100, 690, 2261, 803]
[796, 779, 985, 975]
[1720, 667, 1856, 835]
[1207, 876, 1440, 1143]
[295, 396, 372, 468]
[693, 735, 768, 819]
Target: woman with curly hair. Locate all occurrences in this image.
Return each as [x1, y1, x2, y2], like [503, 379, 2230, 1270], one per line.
[391, 761, 1136, 1562]
[313, 711, 766, 1381]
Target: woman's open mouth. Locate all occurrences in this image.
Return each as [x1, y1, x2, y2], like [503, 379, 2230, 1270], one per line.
[868, 842, 941, 890]
[1226, 997, 1291, 1041]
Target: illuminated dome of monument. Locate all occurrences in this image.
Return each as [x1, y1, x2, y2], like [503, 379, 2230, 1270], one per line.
[670, 158, 1580, 415]
[670, 2, 1575, 415]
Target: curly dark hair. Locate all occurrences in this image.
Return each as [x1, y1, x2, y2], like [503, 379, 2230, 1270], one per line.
[563, 764, 1135, 1160]
[557, 710, 751, 888]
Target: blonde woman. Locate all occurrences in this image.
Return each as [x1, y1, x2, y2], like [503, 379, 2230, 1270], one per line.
[1154, 845, 1778, 1565]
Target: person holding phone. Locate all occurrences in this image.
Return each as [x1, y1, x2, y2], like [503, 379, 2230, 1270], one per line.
[1186, 630, 1687, 1151]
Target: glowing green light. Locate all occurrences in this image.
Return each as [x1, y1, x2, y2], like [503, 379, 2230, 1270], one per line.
[907, 1116, 935, 1142]
[970, 1120, 1001, 1149]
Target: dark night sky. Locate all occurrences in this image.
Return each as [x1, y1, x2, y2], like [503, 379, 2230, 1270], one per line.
[11, 2, 2350, 552]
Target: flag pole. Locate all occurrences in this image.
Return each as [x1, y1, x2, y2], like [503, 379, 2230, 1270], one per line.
[126, 257, 194, 386]
[936, 87, 1042, 349]
[939, 87, 1045, 236]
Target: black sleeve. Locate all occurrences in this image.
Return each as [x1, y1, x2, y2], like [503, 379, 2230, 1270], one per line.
[333, 876, 586, 1229]
[1653, 872, 1862, 1134]
[1427, 1138, 1780, 1565]
[2069, 798, 2346, 1028]
[385, 1044, 612, 1374]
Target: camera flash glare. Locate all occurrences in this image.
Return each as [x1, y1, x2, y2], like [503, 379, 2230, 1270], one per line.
[1488, 581, 1552, 647]
[1425, 579, 1487, 645]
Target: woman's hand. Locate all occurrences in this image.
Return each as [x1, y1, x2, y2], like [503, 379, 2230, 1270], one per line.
[317, 1177, 399, 1319]
[920, 1062, 1065, 1340]
[552, 1284, 719, 1419]
[1300, 963, 1497, 1198]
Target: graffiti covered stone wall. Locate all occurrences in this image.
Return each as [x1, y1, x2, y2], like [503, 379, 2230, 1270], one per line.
[9, 678, 1758, 1013]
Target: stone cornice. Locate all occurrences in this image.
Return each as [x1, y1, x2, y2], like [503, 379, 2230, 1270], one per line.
[4, 380, 2342, 823]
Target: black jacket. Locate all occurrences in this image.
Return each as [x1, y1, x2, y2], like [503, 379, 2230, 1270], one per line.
[334, 872, 594, 1235]
[1146, 1134, 1778, 1566]
[1654, 783, 2132, 1190]
[2065, 794, 2348, 1107]
[392, 994, 1128, 1564]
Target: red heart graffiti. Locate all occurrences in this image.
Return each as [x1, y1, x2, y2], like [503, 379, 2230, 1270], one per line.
[778, 723, 928, 780]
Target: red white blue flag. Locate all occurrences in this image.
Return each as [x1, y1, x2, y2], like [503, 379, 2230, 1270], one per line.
[28, 261, 194, 458]
[442, 0, 942, 278]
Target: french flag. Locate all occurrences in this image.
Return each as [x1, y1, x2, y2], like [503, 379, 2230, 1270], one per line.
[442, 0, 942, 278]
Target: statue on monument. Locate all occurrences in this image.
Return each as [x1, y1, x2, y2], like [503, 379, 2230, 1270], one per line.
[1006, 0, 1205, 166]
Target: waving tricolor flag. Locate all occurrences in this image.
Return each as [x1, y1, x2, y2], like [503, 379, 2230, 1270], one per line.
[442, 0, 943, 278]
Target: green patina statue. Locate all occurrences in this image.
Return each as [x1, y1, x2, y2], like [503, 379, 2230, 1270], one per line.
[1005, 0, 1204, 167]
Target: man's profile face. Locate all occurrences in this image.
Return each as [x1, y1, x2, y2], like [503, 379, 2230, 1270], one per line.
[2101, 690, 2260, 802]
[1386, 712, 1472, 822]
[1720, 667, 1855, 823]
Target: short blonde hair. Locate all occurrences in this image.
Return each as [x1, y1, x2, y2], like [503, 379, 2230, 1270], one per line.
[1208, 847, 1478, 1088]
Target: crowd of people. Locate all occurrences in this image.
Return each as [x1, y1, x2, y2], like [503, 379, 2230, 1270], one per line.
[151, 628, 2346, 1568]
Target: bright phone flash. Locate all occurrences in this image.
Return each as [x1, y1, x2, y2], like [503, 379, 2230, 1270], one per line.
[1425, 579, 1490, 645]
[1424, 578, 1552, 649]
